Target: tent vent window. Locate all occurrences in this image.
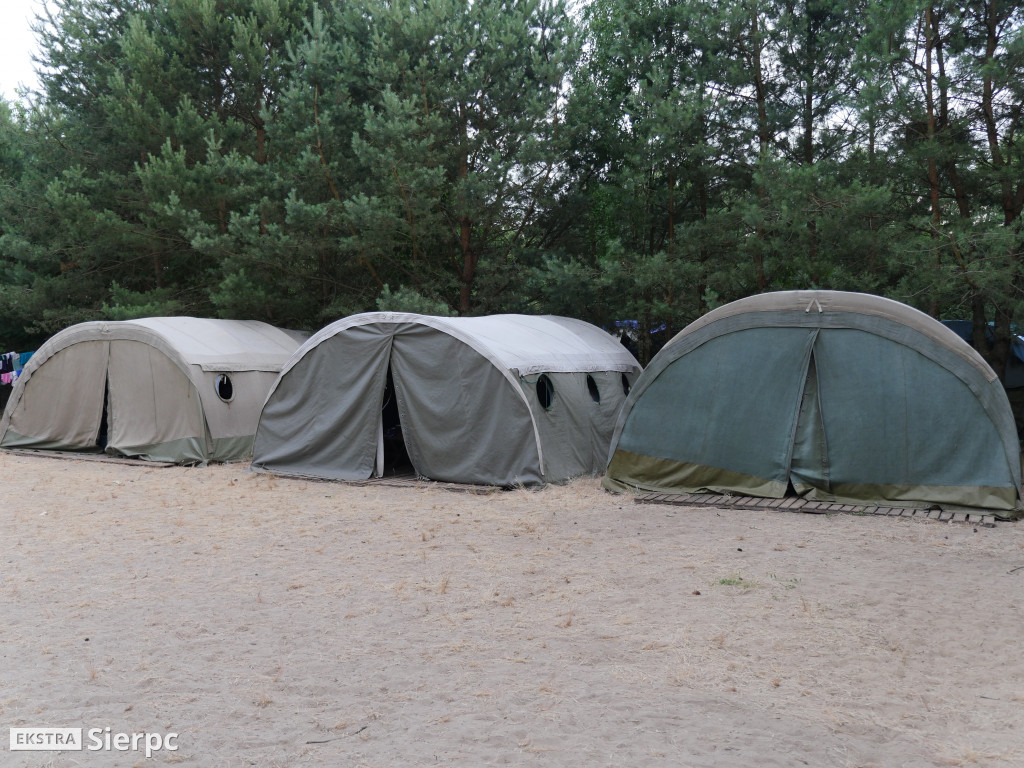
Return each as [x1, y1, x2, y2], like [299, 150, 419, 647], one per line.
[215, 374, 234, 402]
[536, 374, 555, 410]
[621, 373, 631, 396]
[587, 374, 601, 403]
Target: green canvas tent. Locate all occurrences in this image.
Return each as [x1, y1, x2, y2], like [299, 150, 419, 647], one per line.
[604, 291, 1024, 518]
[0, 318, 306, 463]
[252, 312, 641, 485]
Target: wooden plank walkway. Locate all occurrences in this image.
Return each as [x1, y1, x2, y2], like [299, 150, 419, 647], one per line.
[634, 491, 999, 527]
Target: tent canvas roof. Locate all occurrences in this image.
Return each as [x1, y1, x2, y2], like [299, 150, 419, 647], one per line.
[294, 312, 638, 377]
[124, 317, 307, 371]
[674, 291, 996, 381]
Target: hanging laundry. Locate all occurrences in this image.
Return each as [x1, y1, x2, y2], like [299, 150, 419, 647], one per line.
[0, 350, 32, 380]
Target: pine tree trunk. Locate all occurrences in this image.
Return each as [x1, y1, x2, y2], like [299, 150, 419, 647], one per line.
[924, 4, 942, 317]
[751, 8, 769, 292]
[459, 215, 475, 315]
[457, 113, 475, 315]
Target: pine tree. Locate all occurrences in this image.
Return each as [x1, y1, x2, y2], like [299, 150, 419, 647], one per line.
[3, 0, 316, 330]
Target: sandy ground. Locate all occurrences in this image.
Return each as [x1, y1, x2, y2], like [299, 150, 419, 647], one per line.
[1, 452, 1022, 768]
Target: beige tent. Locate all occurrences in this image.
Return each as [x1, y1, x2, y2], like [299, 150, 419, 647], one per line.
[252, 312, 641, 485]
[0, 317, 306, 463]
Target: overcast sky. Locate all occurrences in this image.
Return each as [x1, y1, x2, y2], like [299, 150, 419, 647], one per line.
[1, 0, 44, 102]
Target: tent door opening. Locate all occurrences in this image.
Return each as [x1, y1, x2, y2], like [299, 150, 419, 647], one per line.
[786, 349, 831, 496]
[96, 378, 110, 450]
[375, 366, 413, 477]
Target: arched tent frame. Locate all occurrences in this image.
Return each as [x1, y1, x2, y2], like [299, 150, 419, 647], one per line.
[1, 318, 304, 463]
[253, 312, 641, 485]
[604, 291, 1024, 516]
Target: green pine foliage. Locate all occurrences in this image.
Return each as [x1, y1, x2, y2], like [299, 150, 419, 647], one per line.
[0, 0, 1021, 379]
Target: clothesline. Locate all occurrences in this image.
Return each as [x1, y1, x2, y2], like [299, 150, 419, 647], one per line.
[1, 350, 35, 385]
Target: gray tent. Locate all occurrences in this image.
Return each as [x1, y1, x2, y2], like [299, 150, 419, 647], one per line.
[252, 312, 641, 485]
[1, 318, 306, 463]
[604, 291, 1024, 517]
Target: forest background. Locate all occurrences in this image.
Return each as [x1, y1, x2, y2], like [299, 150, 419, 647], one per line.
[0, 0, 1021, 374]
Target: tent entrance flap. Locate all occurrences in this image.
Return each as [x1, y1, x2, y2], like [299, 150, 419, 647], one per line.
[97, 377, 110, 450]
[375, 365, 413, 477]
[788, 349, 831, 495]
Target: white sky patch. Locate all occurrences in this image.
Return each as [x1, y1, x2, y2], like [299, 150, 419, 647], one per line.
[0, 0, 44, 102]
